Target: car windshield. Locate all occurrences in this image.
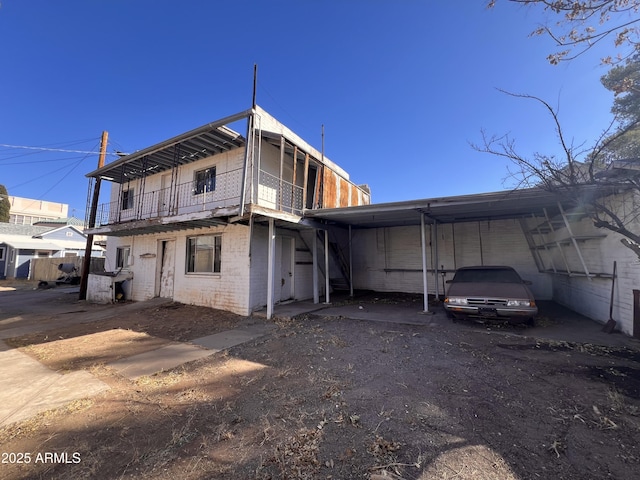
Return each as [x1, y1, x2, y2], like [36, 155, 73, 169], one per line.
[452, 268, 522, 284]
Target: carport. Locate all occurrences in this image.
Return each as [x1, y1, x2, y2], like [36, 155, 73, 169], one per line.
[303, 186, 613, 317]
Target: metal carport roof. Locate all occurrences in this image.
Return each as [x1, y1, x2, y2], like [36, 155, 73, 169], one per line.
[304, 186, 600, 228]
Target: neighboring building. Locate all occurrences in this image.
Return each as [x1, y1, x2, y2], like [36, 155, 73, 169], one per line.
[33, 216, 85, 228]
[7, 196, 68, 225]
[0, 223, 105, 279]
[84, 105, 640, 338]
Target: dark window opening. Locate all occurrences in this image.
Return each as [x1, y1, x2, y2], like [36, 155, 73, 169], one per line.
[187, 235, 221, 273]
[194, 167, 216, 195]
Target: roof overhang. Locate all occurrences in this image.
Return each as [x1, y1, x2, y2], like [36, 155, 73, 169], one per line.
[86, 109, 252, 183]
[305, 186, 603, 228]
[0, 236, 62, 250]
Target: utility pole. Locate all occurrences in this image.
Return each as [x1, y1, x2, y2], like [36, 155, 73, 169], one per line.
[79, 131, 108, 300]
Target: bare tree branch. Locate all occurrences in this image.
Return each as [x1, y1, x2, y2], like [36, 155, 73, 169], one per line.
[488, 0, 640, 64]
[472, 89, 640, 258]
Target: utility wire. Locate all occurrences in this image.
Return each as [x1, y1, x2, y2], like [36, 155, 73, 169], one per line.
[0, 155, 92, 165]
[0, 143, 115, 155]
[8, 146, 97, 191]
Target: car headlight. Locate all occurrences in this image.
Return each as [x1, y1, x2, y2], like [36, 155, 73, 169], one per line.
[506, 300, 532, 307]
[445, 297, 468, 305]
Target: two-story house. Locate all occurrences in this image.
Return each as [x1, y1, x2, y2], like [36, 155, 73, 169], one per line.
[84, 106, 370, 316]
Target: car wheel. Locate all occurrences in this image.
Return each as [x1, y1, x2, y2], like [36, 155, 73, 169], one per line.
[526, 317, 536, 327]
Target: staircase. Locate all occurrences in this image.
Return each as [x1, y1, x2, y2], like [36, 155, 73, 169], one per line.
[296, 229, 352, 294]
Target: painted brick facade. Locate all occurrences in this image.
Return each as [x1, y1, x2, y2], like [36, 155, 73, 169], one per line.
[546, 213, 640, 336]
[107, 224, 252, 315]
[351, 219, 550, 300]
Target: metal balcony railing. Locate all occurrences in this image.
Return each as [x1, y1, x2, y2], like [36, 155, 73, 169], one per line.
[257, 170, 304, 216]
[92, 168, 304, 227]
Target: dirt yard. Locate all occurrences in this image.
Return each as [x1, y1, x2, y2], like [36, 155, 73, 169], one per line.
[1, 293, 639, 480]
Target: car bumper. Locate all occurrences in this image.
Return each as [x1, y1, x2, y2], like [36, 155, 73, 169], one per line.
[444, 304, 538, 319]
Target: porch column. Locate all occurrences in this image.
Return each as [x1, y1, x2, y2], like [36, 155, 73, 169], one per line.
[349, 225, 354, 297]
[313, 229, 319, 304]
[421, 213, 430, 313]
[267, 218, 275, 319]
[325, 229, 330, 304]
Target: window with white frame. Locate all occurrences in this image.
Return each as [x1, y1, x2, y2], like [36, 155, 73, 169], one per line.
[0, 247, 4, 261]
[193, 166, 216, 195]
[186, 235, 221, 274]
[116, 246, 131, 268]
[121, 189, 134, 210]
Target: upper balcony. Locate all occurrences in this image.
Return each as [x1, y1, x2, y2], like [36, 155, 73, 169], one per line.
[84, 106, 370, 236]
[90, 167, 305, 236]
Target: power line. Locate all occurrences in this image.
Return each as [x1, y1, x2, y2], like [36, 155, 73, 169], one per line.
[8, 147, 97, 191]
[0, 143, 118, 155]
[0, 155, 92, 165]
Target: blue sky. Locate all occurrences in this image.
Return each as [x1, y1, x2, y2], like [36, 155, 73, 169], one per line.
[0, 0, 619, 216]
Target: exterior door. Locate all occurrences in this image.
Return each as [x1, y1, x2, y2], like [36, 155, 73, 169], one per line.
[158, 239, 175, 298]
[276, 236, 294, 302]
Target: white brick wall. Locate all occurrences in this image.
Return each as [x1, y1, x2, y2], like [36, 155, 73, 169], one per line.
[546, 208, 640, 335]
[249, 225, 324, 312]
[105, 224, 252, 316]
[351, 219, 550, 299]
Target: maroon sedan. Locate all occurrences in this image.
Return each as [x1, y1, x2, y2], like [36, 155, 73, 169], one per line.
[444, 266, 537, 325]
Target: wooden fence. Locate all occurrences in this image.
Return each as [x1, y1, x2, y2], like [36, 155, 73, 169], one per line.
[30, 257, 106, 281]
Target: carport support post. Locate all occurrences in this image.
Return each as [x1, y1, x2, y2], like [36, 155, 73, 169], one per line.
[433, 220, 440, 300]
[312, 230, 319, 304]
[349, 225, 354, 297]
[421, 213, 430, 313]
[325, 229, 330, 304]
[267, 218, 275, 319]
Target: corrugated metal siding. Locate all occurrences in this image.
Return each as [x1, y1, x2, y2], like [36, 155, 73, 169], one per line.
[350, 185, 359, 207]
[323, 169, 338, 209]
[339, 178, 350, 208]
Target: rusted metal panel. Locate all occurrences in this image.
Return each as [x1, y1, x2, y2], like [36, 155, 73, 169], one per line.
[323, 168, 337, 209]
[351, 183, 359, 207]
[339, 177, 350, 208]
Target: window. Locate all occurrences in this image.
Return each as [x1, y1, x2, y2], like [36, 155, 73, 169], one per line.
[36, 251, 50, 258]
[116, 246, 131, 268]
[187, 235, 221, 274]
[0, 247, 4, 261]
[121, 189, 134, 210]
[193, 166, 216, 195]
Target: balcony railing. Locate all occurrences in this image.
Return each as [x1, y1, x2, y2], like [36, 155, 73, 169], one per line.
[92, 168, 304, 227]
[257, 170, 304, 216]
